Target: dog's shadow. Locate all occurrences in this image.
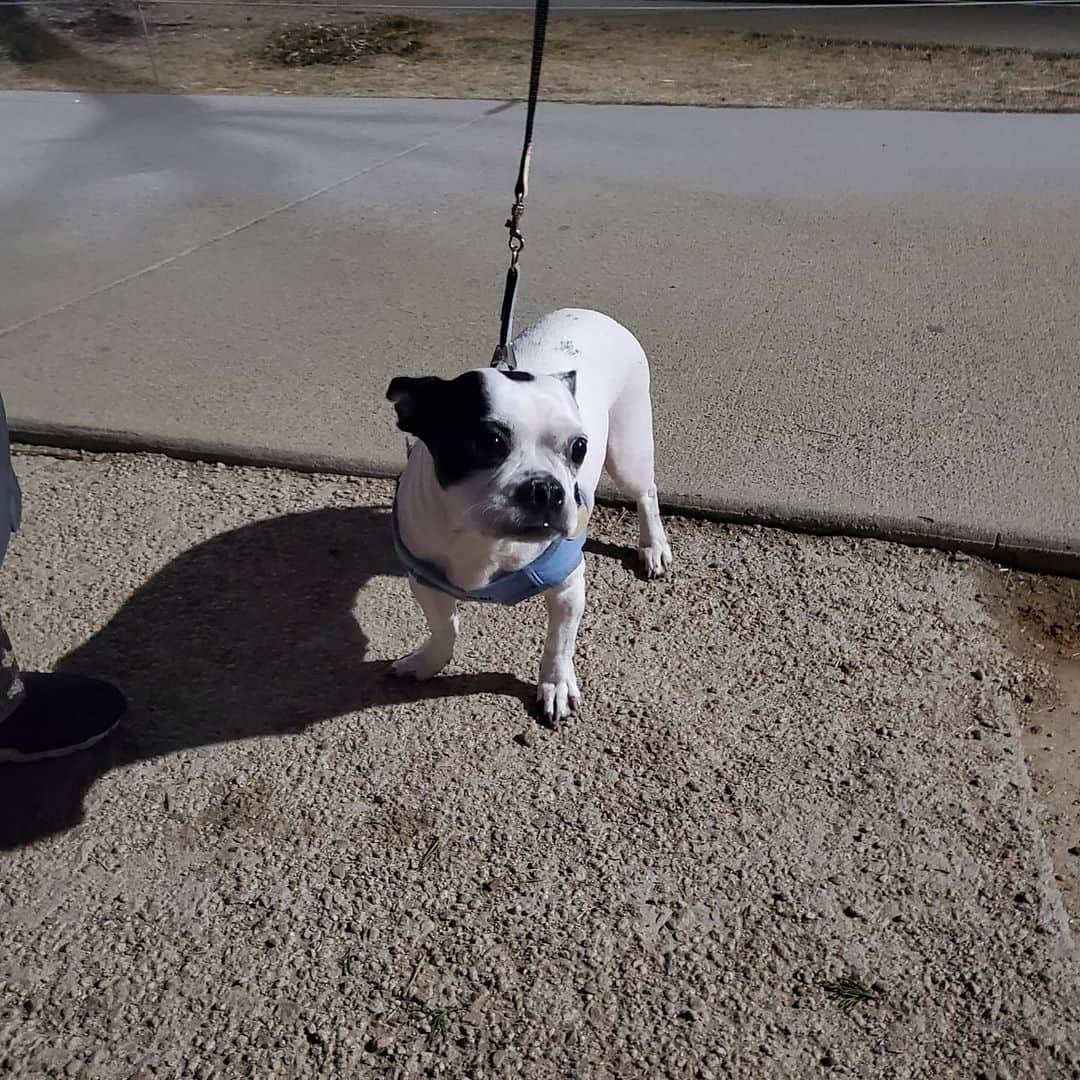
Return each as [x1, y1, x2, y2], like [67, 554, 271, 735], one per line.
[0, 505, 551, 851]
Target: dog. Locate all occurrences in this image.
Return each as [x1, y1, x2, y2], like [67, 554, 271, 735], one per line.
[386, 308, 672, 722]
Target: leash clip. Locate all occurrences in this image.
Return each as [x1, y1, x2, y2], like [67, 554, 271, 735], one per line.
[507, 196, 526, 254]
[491, 343, 517, 370]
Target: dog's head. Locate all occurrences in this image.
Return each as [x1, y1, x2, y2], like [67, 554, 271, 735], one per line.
[387, 368, 587, 541]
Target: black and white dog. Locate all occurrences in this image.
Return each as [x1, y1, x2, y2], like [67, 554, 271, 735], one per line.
[387, 309, 672, 722]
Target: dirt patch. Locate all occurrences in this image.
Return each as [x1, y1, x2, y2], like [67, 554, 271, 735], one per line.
[62, 3, 138, 42]
[2, 452, 1078, 1077]
[1, 7, 1079, 112]
[982, 567, 1080, 932]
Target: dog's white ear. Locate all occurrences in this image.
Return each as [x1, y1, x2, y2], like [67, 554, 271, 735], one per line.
[386, 376, 440, 436]
[554, 370, 577, 398]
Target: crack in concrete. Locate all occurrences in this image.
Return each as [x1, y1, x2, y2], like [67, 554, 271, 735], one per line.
[0, 104, 501, 341]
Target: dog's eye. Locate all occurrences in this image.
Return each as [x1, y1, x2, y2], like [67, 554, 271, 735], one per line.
[569, 436, 588, 466]
[483, 430, 507, 454]
[474, 427, 508, 462]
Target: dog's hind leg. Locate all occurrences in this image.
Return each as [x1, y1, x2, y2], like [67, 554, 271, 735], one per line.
[391, 579, 458, 680]
[604, 362, 673, 580]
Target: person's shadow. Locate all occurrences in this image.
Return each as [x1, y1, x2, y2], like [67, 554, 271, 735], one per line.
[0, 505, 538, 851]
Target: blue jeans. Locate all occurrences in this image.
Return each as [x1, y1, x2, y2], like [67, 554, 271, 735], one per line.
[0, 392, 25, 723]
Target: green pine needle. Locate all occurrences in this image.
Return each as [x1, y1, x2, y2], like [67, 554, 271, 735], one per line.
[821, 973, 881, 1013]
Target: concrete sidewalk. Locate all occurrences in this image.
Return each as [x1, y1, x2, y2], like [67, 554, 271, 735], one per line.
[2, 93, 1079, 570]
[0, 450, 1076, 1076]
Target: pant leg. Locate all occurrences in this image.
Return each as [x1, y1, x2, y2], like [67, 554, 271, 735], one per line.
[0, 390, 20, 568]
[0, 392, 26, 722]
[0, 618, 25, 724]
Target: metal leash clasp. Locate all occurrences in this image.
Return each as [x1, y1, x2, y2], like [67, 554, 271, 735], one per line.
[491, 194, 527, 371]
[491, 342, 516, 369]
[507, 194, 526, 258]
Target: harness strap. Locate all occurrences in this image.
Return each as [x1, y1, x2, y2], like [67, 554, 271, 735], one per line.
[393, 485, 588, 606]
[492, 0, 550, 371]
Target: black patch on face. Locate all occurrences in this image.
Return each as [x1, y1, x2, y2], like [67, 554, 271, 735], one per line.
[386, 371, 510, 488]
[501, 370, 534, 382]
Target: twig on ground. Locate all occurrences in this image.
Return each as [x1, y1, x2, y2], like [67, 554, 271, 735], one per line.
[1016, 78, 1080, 92]
[419, 836, 440, 870]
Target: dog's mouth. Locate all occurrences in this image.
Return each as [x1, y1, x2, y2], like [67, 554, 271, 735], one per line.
[507, 524, 562, 542]
[483, 512, 567, 543]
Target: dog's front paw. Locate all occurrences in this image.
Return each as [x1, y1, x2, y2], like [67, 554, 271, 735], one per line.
[537, 665, 580, 724]
[639, 539, 673, 580]
[391, 641, 452, 681]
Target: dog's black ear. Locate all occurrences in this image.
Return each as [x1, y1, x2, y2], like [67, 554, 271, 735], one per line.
[386, 376, 442, 437]
[554, 370, 577, 398]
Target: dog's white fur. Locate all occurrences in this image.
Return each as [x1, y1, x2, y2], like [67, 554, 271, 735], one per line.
[392, 309, 672, 721]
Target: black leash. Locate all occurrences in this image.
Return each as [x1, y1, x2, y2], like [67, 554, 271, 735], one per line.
[491, 0, 550, 371]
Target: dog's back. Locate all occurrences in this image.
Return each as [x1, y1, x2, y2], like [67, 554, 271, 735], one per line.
[513, 308, 647, 392]
[513, 309, 654, 505]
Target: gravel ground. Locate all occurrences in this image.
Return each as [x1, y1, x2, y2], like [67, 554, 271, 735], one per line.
[0, 451, 1077, 1079]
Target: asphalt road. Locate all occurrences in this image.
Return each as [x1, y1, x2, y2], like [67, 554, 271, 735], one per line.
[1, 92, 1078, 568]
[369, 0, 1080, 55]
[673, 3, 1080, 53]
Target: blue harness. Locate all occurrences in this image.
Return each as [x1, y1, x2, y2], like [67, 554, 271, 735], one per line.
[392, 482, 589, 606]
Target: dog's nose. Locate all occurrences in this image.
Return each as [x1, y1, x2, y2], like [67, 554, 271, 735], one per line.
[515, 475, 565, 512]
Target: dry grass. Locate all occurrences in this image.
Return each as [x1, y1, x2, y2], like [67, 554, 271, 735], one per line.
[1, 9, 1079, 112]
[263, 15, 427, 67]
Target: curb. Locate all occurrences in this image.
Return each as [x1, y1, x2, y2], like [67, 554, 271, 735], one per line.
[11, 418, 1079, 579]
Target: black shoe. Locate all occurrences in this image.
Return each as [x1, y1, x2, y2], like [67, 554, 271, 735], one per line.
[0, 672, 125, 764]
